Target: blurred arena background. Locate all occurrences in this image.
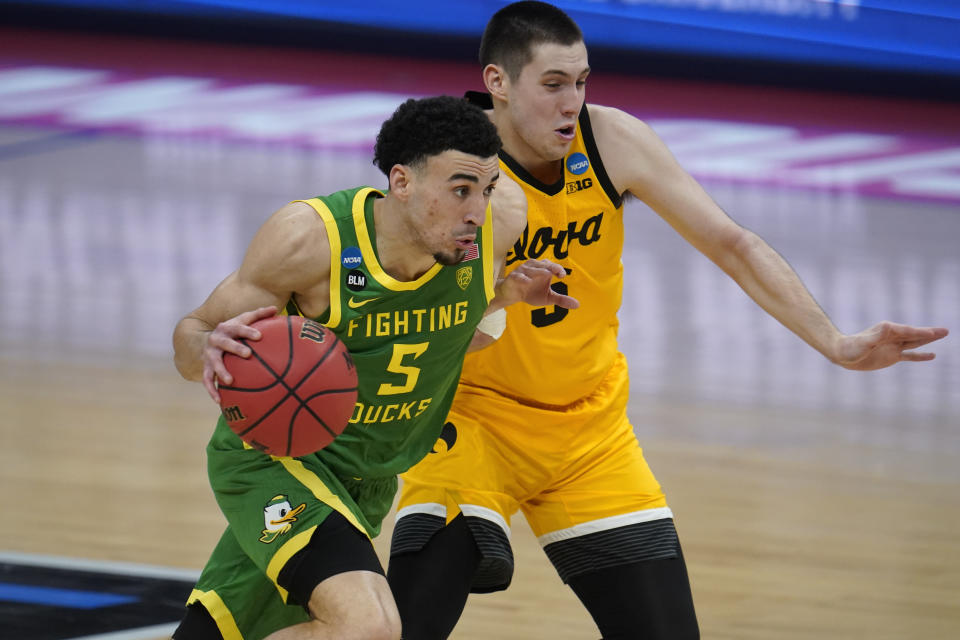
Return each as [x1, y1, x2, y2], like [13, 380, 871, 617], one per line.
[1, 1, 958, 638]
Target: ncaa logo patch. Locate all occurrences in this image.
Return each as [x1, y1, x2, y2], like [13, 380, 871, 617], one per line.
[341, 247, 363, 269]
[566, 152, 589, 175]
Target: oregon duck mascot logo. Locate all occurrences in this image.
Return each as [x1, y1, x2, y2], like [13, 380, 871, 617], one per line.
[259, 494, 307, 543]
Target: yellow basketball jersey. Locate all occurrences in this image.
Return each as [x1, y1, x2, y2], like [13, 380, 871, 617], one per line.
[461, 103, 625, 405]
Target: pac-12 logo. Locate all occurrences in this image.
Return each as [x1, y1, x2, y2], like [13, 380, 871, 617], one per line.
[566, 152, 589, 175]
[341, 247, 363, 269]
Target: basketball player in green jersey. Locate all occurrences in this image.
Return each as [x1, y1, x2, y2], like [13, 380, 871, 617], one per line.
[170, 96, 577, 640]
[388, 4, 950, 639]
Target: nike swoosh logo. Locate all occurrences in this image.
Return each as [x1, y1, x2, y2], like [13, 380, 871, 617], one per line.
[348, 296, 379, 309]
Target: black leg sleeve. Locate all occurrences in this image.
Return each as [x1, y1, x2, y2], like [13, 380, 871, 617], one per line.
[567, 544, 700, 640]
[387, 514, 482, 640]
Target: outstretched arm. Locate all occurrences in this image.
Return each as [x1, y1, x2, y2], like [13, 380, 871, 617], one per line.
[591, 104, 948, 368]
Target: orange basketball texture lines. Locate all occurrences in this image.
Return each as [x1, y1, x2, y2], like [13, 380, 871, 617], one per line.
[219, 316, 358, 457]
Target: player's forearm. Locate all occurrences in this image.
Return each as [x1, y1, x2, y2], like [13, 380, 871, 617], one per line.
[486, 280, 513, 314]
[721, 229, 843, 362]
[172, 316, 212, 382]
[467, 329, 497, 352]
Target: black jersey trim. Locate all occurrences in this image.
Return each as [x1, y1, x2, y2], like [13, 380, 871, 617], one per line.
[464, 90, 492, 109]
[580, 105, 624, 209]
[465, 90, 564, 196]
[465, 91, 623, 206]
[499, 149, 565, 196]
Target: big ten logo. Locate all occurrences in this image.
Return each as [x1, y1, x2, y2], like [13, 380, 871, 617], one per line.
[299, 319, 327, 343]
[507, 211, 603, 264]
[566, 177, 593, 194]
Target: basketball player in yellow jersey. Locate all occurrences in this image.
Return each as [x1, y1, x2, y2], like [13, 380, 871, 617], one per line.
[388, 3, 950, 639]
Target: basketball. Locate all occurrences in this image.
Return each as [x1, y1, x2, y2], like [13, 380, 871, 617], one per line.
[218, 315, 358, 457]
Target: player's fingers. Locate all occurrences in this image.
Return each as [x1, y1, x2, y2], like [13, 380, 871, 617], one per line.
[903, 330, 949, 348]
[886, 323, 948, 341]
[230, 306, 277, 340]
[212, 337, 251, 359]
[211, 357, 233, 385]
[900, 351, 936, 362]
[900, 337, 944, 349]
[520, 259, 564, 276]
[550, 292, 580, 309]
[523, 264, 562, 282]
[234, 324, 262, 343]
[213, 319, 258, 345]
[203, 368, 221, 404]
[538, 259, 568, 277]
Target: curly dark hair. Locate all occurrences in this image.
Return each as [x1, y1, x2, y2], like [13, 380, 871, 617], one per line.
[479, 1, 583, 80]
[373, 96, 501, 175]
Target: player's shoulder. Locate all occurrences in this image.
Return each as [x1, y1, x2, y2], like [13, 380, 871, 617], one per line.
[491, 173, 527, 231]
[490, 173, 527, 257]
[267, 200, 326, 234]
[586, 103, 658, 149]
[252, 199, 331, 262]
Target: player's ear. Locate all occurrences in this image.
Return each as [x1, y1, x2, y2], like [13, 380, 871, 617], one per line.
[389, 164, 412, 200]
[484, 64, 508, 100]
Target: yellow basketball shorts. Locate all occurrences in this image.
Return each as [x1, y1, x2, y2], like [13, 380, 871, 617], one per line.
[392, 353, 679, 591]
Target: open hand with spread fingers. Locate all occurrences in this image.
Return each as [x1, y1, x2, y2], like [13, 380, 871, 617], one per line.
[833, 321, 949, 371]
[496, 258, 580, 310]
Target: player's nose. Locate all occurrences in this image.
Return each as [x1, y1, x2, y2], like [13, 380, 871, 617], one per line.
[463, 201, 486, 226]
[559, 86, 580, 117]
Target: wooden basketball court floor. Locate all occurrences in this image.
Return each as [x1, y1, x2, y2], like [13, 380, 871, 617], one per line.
[0, 29, 958, 639]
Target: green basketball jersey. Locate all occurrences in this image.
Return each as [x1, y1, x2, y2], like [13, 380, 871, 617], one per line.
[292, 187, 495, 480]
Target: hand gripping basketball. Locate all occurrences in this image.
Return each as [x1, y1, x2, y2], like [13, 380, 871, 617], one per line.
[218, 315, 358, 457]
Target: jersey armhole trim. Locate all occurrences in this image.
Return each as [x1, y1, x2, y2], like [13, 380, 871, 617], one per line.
[481, 201, 495, 303]
[352, 188, 443, 291]
[580, 106, 624, 209]
[295, 198, 342, 328]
